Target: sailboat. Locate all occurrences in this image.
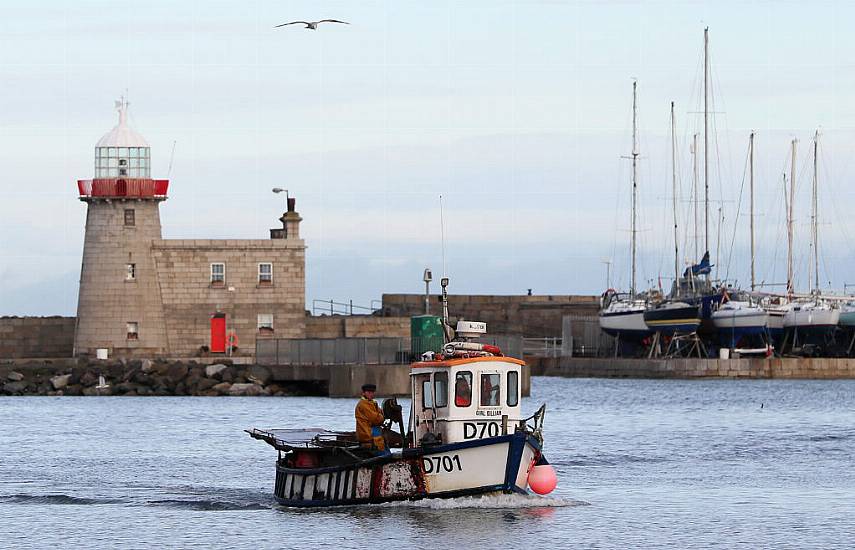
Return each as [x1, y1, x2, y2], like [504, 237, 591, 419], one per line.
[782, 131, 839, 349]
[712, 132, 768, 349]
[643, 102, 701, 337]
[599, 80, 653, 343]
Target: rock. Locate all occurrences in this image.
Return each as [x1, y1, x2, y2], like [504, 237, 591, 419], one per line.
[205, 364, 228, 378]
[3, 381, 28, 394]
[166, 363, 189, 384]
[220, 370, 234, 383]
[115, 382, 138, 394]
[80, 371, 98, 387]
[174, 382, 186, 396]
[47, 390, 64, 397]
[50, 374, 72, 390]
[212, 382, 232, 395]
[229, 383, 264, 396]
[64, 384, 83, 396]
[7, 371, 24, 382]
[197, 378, 218, 392]
[141, 359, 156, 373]
[247, 365, 272, 386]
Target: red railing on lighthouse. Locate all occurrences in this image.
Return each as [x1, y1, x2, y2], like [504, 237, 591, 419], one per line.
[77, 178, 169, 198]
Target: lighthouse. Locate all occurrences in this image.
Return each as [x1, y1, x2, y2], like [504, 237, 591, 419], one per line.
[74, 100, 169, 357]
[73, 100, 307, 359]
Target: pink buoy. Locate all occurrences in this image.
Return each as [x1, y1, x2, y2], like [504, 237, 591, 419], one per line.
[528, 464, 558, 495]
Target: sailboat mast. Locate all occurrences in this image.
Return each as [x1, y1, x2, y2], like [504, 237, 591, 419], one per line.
[787, 139, 797, 297]
[692, 133, 699, 259]
[812, 130, 820, 293]
[703, 27, 710, 257]
[671, 101, 679, 286]
[630, 80, 639, 296]
[749, 132, 755, 292]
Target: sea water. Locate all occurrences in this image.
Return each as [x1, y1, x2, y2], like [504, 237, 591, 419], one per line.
[2, 378, 854, 549]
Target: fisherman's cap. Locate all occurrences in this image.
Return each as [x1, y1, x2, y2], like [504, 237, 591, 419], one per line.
[361, 383, 377, 392]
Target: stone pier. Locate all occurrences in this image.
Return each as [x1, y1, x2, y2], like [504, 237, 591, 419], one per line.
[529, 357, 855, 379]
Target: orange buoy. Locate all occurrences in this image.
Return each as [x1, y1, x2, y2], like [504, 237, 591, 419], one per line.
[528, 464, 558, 495]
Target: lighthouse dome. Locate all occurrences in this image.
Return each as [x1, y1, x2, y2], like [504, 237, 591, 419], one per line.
[94, 100, 151, 178]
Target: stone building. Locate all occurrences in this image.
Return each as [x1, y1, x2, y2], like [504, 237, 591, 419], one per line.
[73, 101, 306, 358]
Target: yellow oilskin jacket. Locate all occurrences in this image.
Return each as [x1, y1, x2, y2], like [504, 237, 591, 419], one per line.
[355, 397, 385, 450]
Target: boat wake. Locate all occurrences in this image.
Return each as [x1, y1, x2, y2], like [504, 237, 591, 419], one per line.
[0, 494, 124, 506]
[378, 493, 585, 509]
[146, 498, 271, 511]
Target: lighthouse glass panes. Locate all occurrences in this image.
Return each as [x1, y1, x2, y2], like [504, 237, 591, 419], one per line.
[95, 147, 150, 178]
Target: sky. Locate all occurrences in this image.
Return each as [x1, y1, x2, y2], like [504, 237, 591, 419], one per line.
[2, 0, 855, 316]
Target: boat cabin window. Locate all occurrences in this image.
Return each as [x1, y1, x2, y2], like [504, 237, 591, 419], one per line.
[455, 371, 472, 407]
[507, 370, 519, 407]
[434, 372, 448, 408]
[480, 373, 500, 407]
[421, 377, 433, 409]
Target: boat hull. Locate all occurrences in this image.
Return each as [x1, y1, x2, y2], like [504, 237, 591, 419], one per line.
[643, 304, 701, 335]
[272, 432, 541, 507]
[599, 310, 651, 340]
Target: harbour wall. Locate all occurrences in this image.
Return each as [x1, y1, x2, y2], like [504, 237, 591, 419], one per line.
[530, 357, 855, 379]
[304, 316, 410, 339]
[381, 294, 599, 337]
[0, 317, 76, 359]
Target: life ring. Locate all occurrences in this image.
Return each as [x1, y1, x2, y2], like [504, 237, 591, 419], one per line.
[227, 330, 239, 349]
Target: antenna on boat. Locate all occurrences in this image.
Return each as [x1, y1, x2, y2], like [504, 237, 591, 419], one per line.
[440, 276, 451, 341]
[439, 194, 447, 278]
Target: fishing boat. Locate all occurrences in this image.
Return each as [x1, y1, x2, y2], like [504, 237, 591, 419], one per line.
[248, 280, 557, 507]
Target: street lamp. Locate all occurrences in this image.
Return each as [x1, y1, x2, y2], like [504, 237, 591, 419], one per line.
[272, 188, 289, 212]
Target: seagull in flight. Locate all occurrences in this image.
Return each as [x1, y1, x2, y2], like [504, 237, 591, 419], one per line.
[275, 19, 349, 30]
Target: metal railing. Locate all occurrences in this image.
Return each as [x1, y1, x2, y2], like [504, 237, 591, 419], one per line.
[257, 334, 525, 366]
[523, 337, 563, 358]
[257, 337, 410, 365]
[77, 178, 169, 198]
[311, 299, 383, 316]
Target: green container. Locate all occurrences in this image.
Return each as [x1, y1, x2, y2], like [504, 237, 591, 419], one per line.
[411, 315, 445, 357]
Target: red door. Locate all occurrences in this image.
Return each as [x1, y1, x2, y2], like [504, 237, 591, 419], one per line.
[211, 313, 226, 353]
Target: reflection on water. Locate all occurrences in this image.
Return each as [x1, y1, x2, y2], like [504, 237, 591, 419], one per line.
[1, 379, 855, 548]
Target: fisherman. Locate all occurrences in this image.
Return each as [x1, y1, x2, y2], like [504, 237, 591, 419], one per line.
[355, 383, 386, 452]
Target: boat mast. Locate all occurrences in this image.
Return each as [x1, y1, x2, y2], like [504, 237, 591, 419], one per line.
[787, 139, 797, 297]
[812, 130, 820, 294]
[630, 80, 639, 297]
[692, 132, 699, 260]
[671, 101, 679, 287]
[703, 27, 710, 259]
[749, 132, 755, 292]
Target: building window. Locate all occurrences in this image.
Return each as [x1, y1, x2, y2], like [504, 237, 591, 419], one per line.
[257, 313, 274, 333]
[258, 262, 273, 285]
[124, 209, 135, 226]
[210, 263, 225, 286]
[126, 263, 136, 280]
[126, 322, 139, 340]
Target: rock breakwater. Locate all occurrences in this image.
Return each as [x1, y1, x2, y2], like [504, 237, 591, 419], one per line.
[0, 359, 298, 397]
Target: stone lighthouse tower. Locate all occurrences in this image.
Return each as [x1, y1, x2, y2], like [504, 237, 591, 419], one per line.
[73, 100, 169, 357]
